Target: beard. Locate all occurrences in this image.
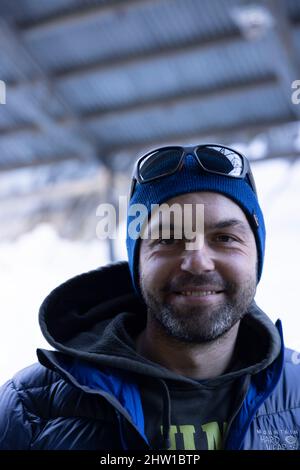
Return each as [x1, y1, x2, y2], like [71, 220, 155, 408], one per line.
[140, 272, 256, 344]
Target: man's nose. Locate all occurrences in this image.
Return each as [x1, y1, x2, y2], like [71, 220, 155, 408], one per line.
[180, 243, 215, 274]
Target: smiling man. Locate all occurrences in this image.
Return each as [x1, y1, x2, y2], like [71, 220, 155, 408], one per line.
[0, 145, 299, 452]
[136, 192, 258, 379]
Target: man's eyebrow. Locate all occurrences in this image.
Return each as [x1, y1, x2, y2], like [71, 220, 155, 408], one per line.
[150, 219, 248, 231]
[146, 218, 251, 237]
[209, 219, 249, 232]
[148, 221, 183, 233]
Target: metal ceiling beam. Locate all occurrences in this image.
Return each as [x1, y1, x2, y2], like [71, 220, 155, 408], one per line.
[19, 0, 163, 38]
[53, 31, 241, 80]
[0, 20, 99, 161]
[2, 75, 278, 142]
[80, 75, 278, 122]
[101, 117, 300, 158]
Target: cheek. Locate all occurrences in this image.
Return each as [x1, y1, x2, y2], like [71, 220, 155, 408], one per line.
[218, 251, 257, 281]
[140, 253, 176, 289]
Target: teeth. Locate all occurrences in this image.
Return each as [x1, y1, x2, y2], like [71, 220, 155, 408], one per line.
[180, 291, 218, 296]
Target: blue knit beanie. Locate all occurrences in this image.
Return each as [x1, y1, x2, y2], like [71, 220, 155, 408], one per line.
[126, 153, 265, 295]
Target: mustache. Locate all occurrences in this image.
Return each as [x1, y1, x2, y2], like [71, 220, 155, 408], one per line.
[164, 274, 231, 292]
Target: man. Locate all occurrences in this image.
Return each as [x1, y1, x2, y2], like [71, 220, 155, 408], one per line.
[0, 144, 299, 450]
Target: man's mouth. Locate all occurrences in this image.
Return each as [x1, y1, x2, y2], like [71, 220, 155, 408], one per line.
[176, 290, 224, 297]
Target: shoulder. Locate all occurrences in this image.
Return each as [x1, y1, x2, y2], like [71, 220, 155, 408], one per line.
[0, 361, 63, 410]
[4, 362, 66, 414]
[10, 361, 63, 391]
[282, 347, 300, 386]
[3, 360, 96, 421]
[0, 362, 63, 449]
[0, 361, 118, 450]
[1, 358, 117, 422]
[259, 347, 300, 417]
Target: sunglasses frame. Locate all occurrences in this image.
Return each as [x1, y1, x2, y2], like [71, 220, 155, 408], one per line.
[130, 144, 257, 199]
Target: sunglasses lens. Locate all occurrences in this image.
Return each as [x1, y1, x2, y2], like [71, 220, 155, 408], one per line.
[132, 144, 256, 199]
[139, 148, 183, 181]
[195, 146, 244, 177]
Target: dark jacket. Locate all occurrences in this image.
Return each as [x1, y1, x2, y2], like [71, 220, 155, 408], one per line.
[0, 262, 300, 450]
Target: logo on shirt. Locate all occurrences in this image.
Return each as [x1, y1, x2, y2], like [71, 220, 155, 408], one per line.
[161, 421, 227, 450]
[257, 428, 299, 450]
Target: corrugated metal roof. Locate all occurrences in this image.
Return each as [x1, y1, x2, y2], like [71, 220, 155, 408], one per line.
[0, 0, 105, 25]
[0, 0, 299, 173]
[21, 0, 240, 73]
[86, 82, 291, 146]
[55, 36, 275, 113]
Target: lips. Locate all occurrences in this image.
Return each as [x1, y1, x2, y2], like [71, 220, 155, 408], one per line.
[173, 286, 225, 295]
[177, 290, 224, 297]
[168, 284, 226, 303]
[167, 288, 225, 305]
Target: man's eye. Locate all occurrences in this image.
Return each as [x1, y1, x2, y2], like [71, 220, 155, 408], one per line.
[215, 234, 237, 243]
[158, 237, 177, 245]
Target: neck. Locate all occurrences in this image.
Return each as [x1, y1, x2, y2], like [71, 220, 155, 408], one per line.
[135, 320, 240, 380]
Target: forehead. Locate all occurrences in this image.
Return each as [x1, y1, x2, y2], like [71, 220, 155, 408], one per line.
[165, 191, 247, 216]
[162, 191, 251, 229]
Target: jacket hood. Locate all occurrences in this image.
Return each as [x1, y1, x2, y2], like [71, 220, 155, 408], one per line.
[39, 260, 281, 385]
[39, 261, 147, 367]
[37, 260, 284, 450]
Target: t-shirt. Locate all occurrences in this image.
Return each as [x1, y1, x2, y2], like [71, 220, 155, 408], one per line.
[138, 373, 249, 450]
[117, 308, 281, 451]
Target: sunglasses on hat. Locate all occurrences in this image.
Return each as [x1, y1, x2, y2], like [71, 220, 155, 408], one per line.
[129, 144, 257, 199]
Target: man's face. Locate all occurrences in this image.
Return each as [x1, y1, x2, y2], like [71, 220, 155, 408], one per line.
[139, 192, 258, 344]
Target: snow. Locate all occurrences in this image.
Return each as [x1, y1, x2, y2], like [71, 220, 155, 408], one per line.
[254, 159, 300, 352]
[0, 226, 110, 385]
[0, 159, 300, 385]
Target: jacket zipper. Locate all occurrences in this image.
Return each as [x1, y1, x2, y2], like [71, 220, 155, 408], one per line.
[223, 374, 251, 449]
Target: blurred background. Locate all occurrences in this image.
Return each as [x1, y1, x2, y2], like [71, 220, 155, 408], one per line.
[0, 0, 299, 385]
